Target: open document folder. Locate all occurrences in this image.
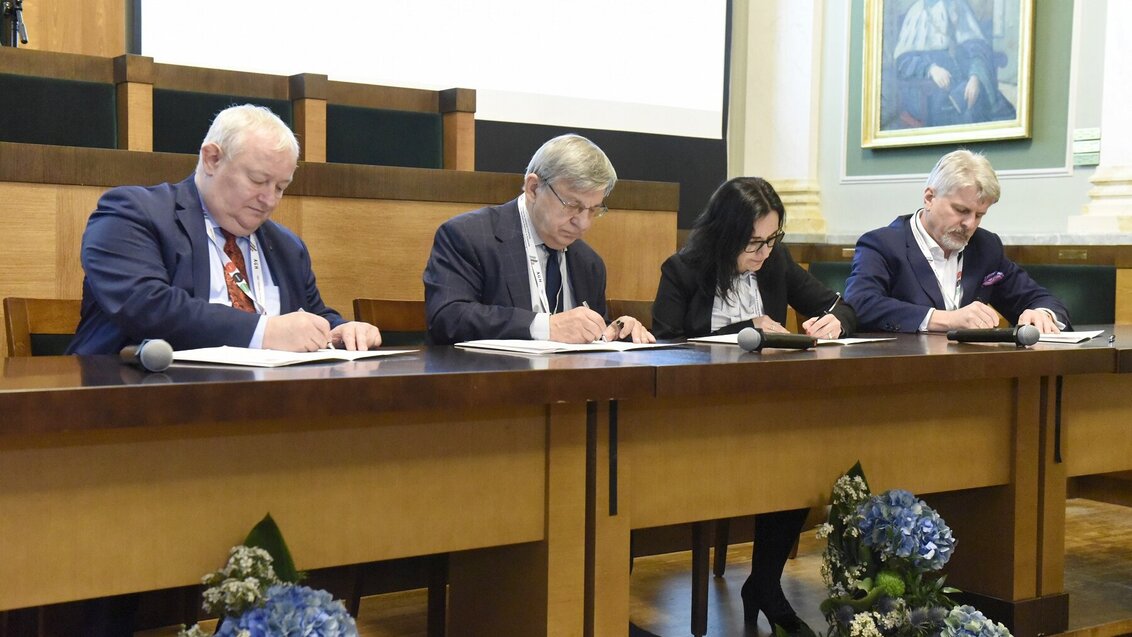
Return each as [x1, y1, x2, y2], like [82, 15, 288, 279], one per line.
[455, 339, 680, 355]
[172, 346, 415, 368]
[687, 333, 896, 346]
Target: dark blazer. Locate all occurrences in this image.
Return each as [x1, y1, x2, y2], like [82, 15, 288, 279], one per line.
[652, 244, 857, 339]
[423, 198, 608, 345]
[67, 176, 343, 355]
[844, 213, 1071, 332]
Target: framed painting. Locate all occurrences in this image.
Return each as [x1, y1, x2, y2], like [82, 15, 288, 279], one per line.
[862, 0, 1033, 149]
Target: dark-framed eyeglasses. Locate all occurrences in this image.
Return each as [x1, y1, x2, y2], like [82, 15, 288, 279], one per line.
[744, 229, 785, 253]
[541, 177, 608, 219]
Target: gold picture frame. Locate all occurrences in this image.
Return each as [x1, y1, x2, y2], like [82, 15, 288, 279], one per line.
[862, 0, 1033, 149]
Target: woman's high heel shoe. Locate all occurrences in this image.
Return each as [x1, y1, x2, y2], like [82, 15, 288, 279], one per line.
[740, 580, 816, 636]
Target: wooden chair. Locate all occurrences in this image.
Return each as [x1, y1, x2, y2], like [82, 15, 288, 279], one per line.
[606, 299, 654, 330]
[3, 297, 82, 357]
[352, 298, 428, 346]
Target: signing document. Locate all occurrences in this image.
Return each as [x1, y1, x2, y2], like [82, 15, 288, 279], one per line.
[456, 339, 678, 355]
[173, 346, 415, 368]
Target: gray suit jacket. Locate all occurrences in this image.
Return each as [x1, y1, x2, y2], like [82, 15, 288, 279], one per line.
[423, 198, 608, 344]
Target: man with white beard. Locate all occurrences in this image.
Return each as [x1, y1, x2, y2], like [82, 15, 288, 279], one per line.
[844, 149, 1068, 333]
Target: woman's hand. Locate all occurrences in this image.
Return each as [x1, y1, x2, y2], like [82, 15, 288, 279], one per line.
[752, 315, 790, 334]
[802, 314, 843, 340]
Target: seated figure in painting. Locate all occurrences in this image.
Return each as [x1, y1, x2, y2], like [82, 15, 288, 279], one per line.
[889, 0, 1017, 129]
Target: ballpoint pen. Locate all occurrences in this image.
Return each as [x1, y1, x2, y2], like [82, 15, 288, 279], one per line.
[583, 301, 621, 342]
[822, 293, 841, 316]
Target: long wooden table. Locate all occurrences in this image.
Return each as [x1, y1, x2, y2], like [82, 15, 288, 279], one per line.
[584, 333, 1116, 637]
[0, 349, 653, 637]
[0, 334, 1123, 636]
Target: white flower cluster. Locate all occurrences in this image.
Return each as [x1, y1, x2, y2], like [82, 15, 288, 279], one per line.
[198, 545, 282, 617]
[833, 475, 870, 504]
[202, 577, 266, 617]
[849, 612, 883, 637]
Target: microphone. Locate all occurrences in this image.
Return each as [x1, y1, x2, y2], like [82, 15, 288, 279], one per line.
[737, 327, 817, 352]
[946, 325, 1040, 347]
[119, 339, 174, 372]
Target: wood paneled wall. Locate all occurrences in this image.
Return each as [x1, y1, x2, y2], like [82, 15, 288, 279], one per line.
[20, 0, 126, 57]
[0, 143, 679, 358]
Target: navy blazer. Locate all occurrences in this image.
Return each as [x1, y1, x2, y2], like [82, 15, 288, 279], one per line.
[652, 244, 857, 339]
[844, 213, 1071, 332]
[423, 198, 608, 345]
[67, 176, 343, 355]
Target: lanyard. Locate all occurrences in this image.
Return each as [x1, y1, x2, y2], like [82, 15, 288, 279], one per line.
[204, 221, 268, 314]
[948, 251, 964, 311]
[517, 198, 563, 314]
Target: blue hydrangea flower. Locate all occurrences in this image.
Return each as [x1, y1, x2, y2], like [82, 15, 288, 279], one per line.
[856, 489, 956, 571]
[941, 605, 1012, 637]
[215, 584, 358, 637]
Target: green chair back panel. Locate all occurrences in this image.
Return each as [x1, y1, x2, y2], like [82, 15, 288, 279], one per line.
[1020, 264, 1116, 326]
[326, 104, 442, 169]
[153, 89, 293, 154]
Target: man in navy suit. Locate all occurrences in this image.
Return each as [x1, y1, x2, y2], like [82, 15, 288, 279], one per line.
[67, 104, 381, 355]
[423, 133, 654, 345]
[845, 149, 1069, 333]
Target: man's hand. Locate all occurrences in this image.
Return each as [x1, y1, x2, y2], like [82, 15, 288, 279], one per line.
[965, 75, 982, 108]
[331, 321, 383, 350]
[263, 311, 332, 351]
[1017, 309, 1061, 334]
[602, 316, 656, 344]
[549, 306, 607, 343]
[929, 64, 952, 89]
[928, 301, 1001, 331]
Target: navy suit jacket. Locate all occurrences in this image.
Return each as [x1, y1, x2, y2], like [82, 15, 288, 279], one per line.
[423, 198, 608, 345]
[67, 176, 343, 355]
[844, 213, 1070, 332]
[651, 245, 857, 339]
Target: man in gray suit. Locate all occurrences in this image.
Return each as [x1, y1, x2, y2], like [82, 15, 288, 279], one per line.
[424, 133, 654, 345]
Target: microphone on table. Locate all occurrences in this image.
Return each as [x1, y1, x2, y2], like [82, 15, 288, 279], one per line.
[119, 338, 174, 372]
[946, 325, 1041, 347]
[737, 327, 817, 352]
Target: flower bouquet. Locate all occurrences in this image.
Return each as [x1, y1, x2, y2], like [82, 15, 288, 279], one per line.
[816, 462, 1011, 637]
[179, 514, 358, 637]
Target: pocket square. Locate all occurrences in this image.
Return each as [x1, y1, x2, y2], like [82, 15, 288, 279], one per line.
[981, 271, 1004, 287]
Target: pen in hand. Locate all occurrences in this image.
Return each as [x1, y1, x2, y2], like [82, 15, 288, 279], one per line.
[300, 307, 334, 349]
[810, 293, 841, 340]
[582, 301, 619, 342]
[822, 293, 841, 316]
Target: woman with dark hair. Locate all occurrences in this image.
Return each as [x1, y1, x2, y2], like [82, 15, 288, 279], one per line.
[651, 176, 857, 635]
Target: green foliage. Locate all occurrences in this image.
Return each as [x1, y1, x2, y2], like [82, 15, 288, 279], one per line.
[244, 513, 304, 583]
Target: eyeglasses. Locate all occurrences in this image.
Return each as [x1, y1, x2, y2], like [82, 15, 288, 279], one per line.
[541, 178, 608, 219]
[744, 229, 785, 253]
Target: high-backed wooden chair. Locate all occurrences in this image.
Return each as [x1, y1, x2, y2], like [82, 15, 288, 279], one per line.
[807, 261, 852, 295]
[606, 299, 654, 330]
[3, 297, 82, 357]
[352, 298, 428, 346]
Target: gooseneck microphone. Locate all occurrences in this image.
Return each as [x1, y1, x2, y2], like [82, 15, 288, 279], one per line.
[737, 327, 817, 352]
[119, 339, 174, 372]
[946, 325, 1041, 347]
